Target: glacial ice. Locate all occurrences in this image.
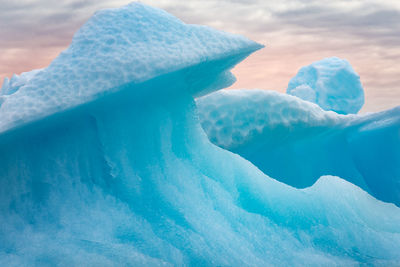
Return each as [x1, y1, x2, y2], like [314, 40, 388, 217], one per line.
[287, 57, 365, 114]
[0, 3, 261, 134]
[1, 3, 400, 266]
[197, 89, 400, 206]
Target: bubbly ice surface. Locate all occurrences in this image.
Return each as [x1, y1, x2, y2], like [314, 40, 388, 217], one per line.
[287, 57, 365, 114]
[0, 3, 261, 134]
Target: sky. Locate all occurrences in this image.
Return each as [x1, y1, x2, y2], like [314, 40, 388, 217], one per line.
[0, 0, 399, 112]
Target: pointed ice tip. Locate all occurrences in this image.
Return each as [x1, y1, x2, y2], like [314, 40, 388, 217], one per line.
[246, 41, 264, 52]
[1, 77, 10, 94]
[255, 42, 265, 51]
[239, 39, 264, 55]
[10, 74, 18, 84]
[258, 43, 266, 49]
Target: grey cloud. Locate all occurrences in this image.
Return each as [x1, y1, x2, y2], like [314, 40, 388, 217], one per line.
[0, 0, 127, 48]
[271, 3, 400, 46]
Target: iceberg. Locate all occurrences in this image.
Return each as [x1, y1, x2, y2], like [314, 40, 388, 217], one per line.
[197, 89, 400, 206]
[1, 3, 400, 266]
[287, 57, 365, 114]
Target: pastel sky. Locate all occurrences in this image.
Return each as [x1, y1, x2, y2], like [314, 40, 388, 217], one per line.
[1, 0, 399, 112]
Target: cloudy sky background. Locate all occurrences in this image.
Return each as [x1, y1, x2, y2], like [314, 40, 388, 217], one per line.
[1, 0, 399, 112]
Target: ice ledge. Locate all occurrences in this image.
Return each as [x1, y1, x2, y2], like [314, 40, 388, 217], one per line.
[0, 2, 262, 135]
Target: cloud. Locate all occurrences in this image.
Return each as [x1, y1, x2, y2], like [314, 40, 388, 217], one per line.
[0, 0, 399, 112]
[272, 4, 400, 46]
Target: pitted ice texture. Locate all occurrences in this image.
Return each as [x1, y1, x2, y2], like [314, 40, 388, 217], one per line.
[287, 57, 365, 114]
[0, 3, 262, 134]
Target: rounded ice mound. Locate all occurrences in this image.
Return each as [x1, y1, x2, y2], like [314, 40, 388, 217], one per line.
[287, 57, 364, 114]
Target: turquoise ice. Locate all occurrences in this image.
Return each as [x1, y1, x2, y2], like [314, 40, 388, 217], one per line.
[0, 3, 399, 266]
[287, 57, 365, 114]
[197, 89, 400, 206]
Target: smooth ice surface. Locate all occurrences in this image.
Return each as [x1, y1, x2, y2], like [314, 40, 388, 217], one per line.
[1, 3, 400, 266]
[197, 89, 400, 206]
[287, 57, 365, 114]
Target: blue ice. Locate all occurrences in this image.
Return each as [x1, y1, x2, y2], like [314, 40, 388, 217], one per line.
[287, 57, 365, 114]
[0, 3, 399, 266]
[198, 89, 400, 206]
